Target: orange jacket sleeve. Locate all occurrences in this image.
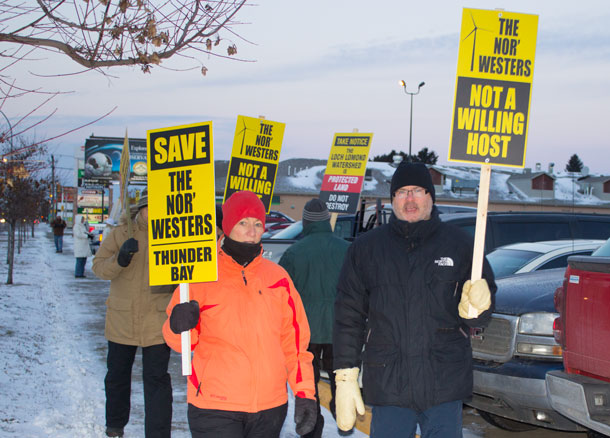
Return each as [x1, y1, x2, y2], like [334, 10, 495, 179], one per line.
[273, 275, 316, 400]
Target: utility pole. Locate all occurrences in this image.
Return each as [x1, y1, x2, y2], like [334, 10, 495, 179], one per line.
[51, 155, 56, 218]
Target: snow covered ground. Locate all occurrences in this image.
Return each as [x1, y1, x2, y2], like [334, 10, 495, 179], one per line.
[0, 226, 367, 438]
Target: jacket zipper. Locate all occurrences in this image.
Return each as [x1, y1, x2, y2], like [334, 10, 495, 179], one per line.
[242, 270, 247, 285]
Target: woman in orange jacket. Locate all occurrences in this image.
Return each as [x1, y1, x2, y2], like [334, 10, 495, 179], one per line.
[163, 190, 317, 438]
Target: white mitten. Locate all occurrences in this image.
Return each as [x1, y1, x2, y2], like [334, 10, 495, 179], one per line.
[334, 367, 365, 431]
[459, 279, 491, 319]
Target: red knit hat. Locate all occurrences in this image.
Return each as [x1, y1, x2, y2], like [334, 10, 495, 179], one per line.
[222, 191, 266, 235]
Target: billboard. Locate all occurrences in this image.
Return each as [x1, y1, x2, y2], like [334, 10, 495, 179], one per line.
[76, 187, 109, 223]
[83, 136, 148, 186]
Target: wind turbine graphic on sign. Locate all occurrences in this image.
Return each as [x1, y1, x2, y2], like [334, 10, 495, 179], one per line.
[463, 11, 492, 72]
[237, 117, 256, 155]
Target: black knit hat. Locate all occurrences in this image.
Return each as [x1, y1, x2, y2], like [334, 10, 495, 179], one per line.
[390, 162, 435, 202]
[302, 198, 330, 227]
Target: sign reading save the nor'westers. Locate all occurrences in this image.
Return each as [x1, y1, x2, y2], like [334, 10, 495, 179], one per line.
[146, 122, 217, 286]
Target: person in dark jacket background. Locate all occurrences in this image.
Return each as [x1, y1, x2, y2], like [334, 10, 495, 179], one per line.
[279, 198, 350, 437]
[333, 161, 497, 438]
[51, 215, 67, 252]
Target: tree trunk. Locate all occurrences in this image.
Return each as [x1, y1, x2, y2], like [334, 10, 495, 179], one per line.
[17, 222, 22, 254]
[6, 220, 15, 284]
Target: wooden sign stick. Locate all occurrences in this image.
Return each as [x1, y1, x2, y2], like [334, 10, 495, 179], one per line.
[330, 212, 338, 231]
[471, 164, 491, 282]
[179, 282, 192, 376]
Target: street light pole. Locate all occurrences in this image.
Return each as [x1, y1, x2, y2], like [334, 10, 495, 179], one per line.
[399, 80, 425, 158]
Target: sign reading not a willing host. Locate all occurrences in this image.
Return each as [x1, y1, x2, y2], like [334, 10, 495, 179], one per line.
[146, 122, 218, 286]
[449, 8, 538, 284]
[319, 133, 373, 214]
[449, 8, 538, 168]
[224, 115, 285, 212]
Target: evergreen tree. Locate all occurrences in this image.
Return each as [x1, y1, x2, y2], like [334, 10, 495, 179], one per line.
[412, 147, 439, 165]
[565, 154, 584, 172]
[371, 147, 438, 165]
[371, 149, 407, 162]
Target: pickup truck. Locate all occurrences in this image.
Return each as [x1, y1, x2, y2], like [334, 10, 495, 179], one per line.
[546, 238, 610, 437]
[466, 268, 586, 432]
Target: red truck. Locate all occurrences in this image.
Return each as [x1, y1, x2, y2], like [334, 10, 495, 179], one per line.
[546, 238, 610, 437]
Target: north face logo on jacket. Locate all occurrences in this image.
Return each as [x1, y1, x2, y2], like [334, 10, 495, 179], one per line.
[434, 257, 454, 267]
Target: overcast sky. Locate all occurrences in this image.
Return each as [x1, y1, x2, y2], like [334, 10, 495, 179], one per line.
[8, 0, 610, 182]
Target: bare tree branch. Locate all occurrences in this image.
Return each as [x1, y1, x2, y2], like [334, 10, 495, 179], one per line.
[0, 0, 253, 74]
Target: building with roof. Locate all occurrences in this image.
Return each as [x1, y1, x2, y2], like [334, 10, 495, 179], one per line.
[214, 158, 610, 221]
[576, 175, 610, 201]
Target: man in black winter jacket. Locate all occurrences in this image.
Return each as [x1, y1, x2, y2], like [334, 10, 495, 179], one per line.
[332, 161, 496, 438]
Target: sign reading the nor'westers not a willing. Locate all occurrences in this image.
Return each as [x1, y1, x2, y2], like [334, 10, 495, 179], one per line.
[449, 8, 538, 168]
[223, 115, 285, 212]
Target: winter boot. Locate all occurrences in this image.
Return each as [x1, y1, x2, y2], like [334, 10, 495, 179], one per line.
[105, 426, 124, 437]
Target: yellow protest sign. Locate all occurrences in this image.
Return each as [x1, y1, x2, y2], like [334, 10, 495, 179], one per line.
[146, 122, 217, 286]
[449, 8, 538, 167]
[319, 133, 373, 214]
[223, 115, 285, 212]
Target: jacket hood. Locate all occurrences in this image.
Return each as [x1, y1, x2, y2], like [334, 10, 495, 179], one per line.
[119, 208, 147, 229]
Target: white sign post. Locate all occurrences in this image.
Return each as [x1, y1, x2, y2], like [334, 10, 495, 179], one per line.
[470, 164, 491, 281]
[179, 282, 191, 375]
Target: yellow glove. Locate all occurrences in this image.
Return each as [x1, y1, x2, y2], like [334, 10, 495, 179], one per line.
[335, 367, 365, 431]
[459, 279, 491, 319]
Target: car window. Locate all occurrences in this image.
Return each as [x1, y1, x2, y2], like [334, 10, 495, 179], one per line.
[486, 248, 541, 278]
[270, 222, 303, 239]
[536, 251, 594, 271]
[458, 224, 476, 238]
[493, 222, 571, 248]
[333, 220, 353, 239]
[268, 217, 357, 241]
[577, 220, 610, 240]
[436, 205, 477, 214]
[592, 238, 610, 256]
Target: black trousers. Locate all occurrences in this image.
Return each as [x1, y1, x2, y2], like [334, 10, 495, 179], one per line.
[105, 341, 173, 438]
[187, 403, 287, 438]
[303, 343, 336, 438]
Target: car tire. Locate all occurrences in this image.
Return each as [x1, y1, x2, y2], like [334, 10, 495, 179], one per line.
[476, 410, 537, 432]
[587, 430, 606, 438]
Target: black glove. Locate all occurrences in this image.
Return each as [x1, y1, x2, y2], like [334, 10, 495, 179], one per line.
[169, 300, 200, 334]
[294, 396, 317, 436]
[117, 238, 139, 267]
